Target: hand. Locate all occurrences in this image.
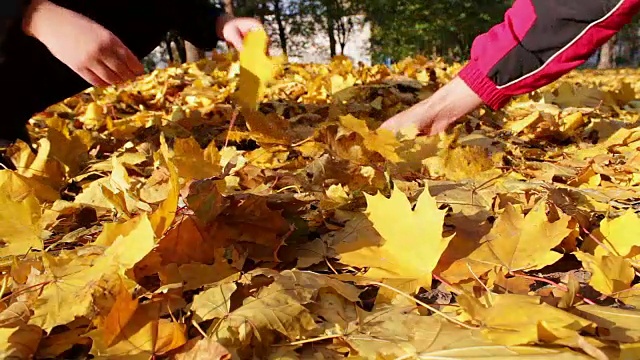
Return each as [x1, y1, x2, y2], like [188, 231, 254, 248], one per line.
[379, 77, 484, 136]
[22, 0, 145, 87]
[216, 14, 265, 51]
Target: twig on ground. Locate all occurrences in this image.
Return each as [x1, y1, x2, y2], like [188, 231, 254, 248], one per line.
[224, 109, 239, 148]
[511, 272, 597, 305]
[370, 281, 478, 330]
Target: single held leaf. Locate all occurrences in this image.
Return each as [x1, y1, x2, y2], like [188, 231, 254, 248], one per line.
[339, 114, 403, 163]
[336, 185, 451, 290]
[236, 28, 277, 110]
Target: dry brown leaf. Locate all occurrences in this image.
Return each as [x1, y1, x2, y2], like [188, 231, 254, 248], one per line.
[174, 336, 232, 360]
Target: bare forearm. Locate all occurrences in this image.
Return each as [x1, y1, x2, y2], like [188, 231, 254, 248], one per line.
[21, 0, 60, 38]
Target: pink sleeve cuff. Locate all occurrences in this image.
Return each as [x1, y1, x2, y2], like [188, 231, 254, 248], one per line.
[457, 61, 513, 111]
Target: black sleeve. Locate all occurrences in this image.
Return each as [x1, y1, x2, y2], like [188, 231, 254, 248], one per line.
[0, 0, 31, 48]
[171, 0, 226, 50]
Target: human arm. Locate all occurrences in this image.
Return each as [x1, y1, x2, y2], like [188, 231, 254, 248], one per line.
[170, 0, 263, 51]
[380, 0, 640, 135]
[20, 0, 144, 87]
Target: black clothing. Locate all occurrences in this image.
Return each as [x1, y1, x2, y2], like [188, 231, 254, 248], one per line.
[0, 0, 224, 144]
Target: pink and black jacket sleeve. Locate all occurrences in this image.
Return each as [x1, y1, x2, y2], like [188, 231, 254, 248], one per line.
[458, 0, 640, 110]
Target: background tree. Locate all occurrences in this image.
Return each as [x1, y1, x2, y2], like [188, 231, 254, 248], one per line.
[234, 0, 294, 54]
[364, 0, 511, 64]
[147, 0, 639, 68]
[291, 0, 364, 57]
[602, 13, 640, 68]
[598, 36, 618, 69]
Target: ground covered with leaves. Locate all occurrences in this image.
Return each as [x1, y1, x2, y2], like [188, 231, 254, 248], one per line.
[2, 37, 640, 359]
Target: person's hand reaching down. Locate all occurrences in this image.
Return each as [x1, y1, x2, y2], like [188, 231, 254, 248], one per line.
[22, 0, 145, 87]
[216, 14, 265, 51]
[379, 76, 484, 136]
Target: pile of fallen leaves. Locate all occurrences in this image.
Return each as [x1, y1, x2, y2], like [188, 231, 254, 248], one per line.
[2, 29, 640, 359]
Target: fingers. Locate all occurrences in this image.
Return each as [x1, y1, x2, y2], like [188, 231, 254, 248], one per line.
[78, 43, 144, 87]
[100, 44, 144, 84]
[99, 56, 135, 83]
[93, 59, 124, 85]
[114, 45, 145, 76]
[78, 67, 109, 87]
[225, 28, 244, 51]
[223, 18, 265, 51]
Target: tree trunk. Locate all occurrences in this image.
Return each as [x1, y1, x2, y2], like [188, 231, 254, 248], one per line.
[185, 41, 205, 62]
[628, 31, 639, 66]
[598, 36, 617, 69]
[273, 0, 288, 54]
[164, 35, 174, 64]
[222, 0, 234, 15]
[336, 19, 347, 55]
[327, 16, 337, 57]
[170, 35, 187, 64]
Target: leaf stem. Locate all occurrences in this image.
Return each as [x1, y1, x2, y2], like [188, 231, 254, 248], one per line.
[191, 319, 207, 338]
[276, 334, 342, 346]
[511, 272, 597, 305]
[0, 276, 7, 300]
[0, 280, 52, 302]
[581, 226, 619, 256]
[370, 281, 479, 330]
[224, 109, 239, 148]
[433, 274, 461, 295]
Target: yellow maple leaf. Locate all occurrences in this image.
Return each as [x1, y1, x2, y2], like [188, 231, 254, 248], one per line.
[213, 279, 317, 349]
[191, 282, 237, 322]
[235, 28, 278, 110]
[338, 114, 404, 163]
[150, 135, 181, 238]
[442, 201, 571, 282]
[458, 292, 594, 346]
[89, 300, 186, 358]
[336, 185, 451, 290]
[342, 303, 592, 359]
[590, 209, 640, 263]
[0, 302, 42, 359]
[574, 305, 640, 343]
[27, 213, 155, 332]
[172, 136, 222, 181]
[574, 252, 635, 295]
[0, 170, 43, 256]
